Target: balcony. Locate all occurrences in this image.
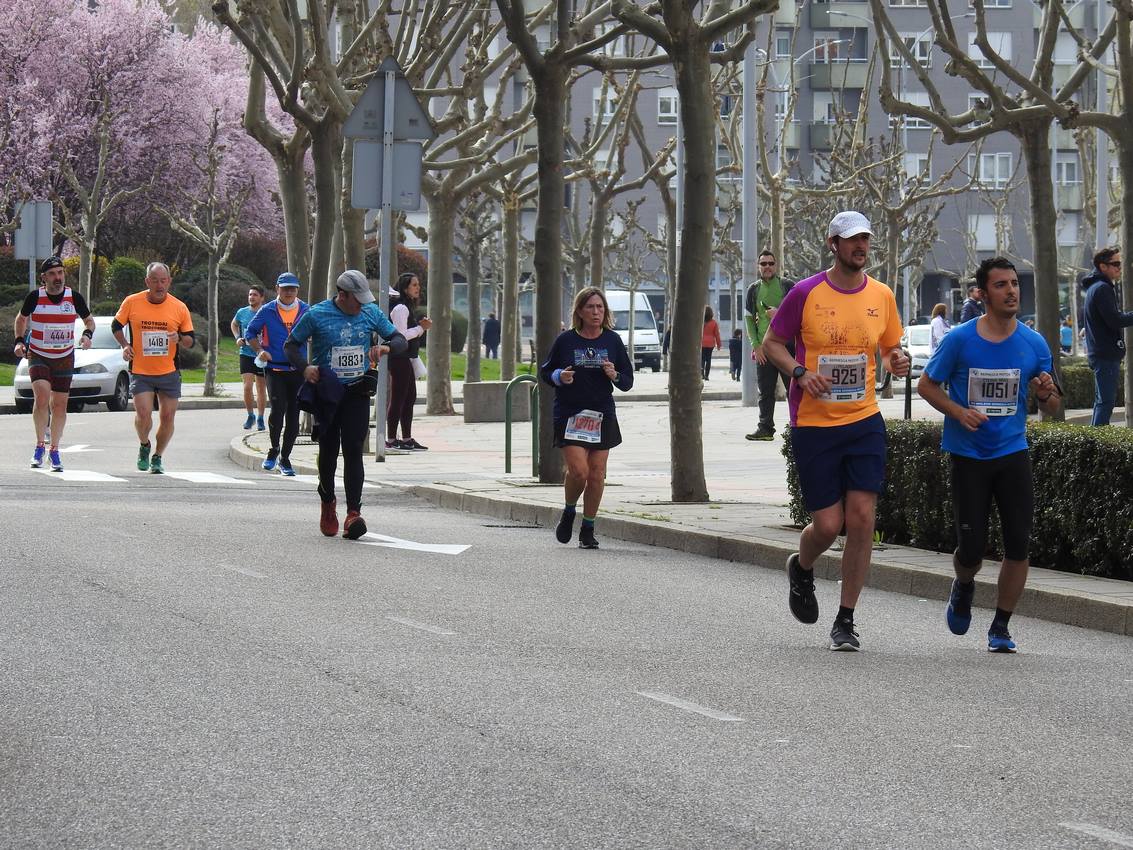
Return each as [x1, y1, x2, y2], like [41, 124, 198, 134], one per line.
[774, 0, 798, 25]
[810, 1, 872, 29]
[809, 59, 870, 89]
[1057, 183, 1084, 210]
[1034, 0, 1085, 28]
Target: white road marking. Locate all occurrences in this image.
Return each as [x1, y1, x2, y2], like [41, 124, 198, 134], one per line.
[217, 564, 268, 579]
[163, 471, 249, 484]
[33, 469, 125, 483]
[1059, 823, 1133, 847]
[385, 615, 456, 636]
[58, 444, 101, 453]
[636, 690, 746, 722]
[359, 532, 469, 555]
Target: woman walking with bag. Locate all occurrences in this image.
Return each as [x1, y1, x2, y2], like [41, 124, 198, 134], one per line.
[387, 273, 432, 450]
[540, 287, 634, 549]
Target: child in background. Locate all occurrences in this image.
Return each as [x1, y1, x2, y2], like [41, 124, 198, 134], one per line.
[729, 328, 743, 381]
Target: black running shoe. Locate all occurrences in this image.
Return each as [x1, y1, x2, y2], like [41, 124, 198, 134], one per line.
[829, 617, 860, 651]
[786, 553, 819, 624]
[578, 525, 599, 549]
[555, 509, 576, 544]
[946, 578, 975, 635]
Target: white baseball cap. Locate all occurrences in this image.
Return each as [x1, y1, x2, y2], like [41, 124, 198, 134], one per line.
[827, 210, 873, 239]
[336, 269, 375, 304]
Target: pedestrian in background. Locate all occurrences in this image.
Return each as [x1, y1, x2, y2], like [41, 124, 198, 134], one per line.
[483, 312, 500, 359]
[230, 283, 267, 432]
[960, 284, 985, 323]
[701, 306, 721, 381]
[745, 249, 793, 441]
[929, 302, 951, 353]
[387, 272, 432, 451]
[728, 328, 742, 381]
[1081, 246, 1133, 425]
[541, 287, 634, 550]
[1060, 316, 1074, 354]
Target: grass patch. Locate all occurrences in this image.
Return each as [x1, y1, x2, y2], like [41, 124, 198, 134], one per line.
[0, 363, 13, 385]
[429, 352, 535, 382]
[181, 337, 242, 384]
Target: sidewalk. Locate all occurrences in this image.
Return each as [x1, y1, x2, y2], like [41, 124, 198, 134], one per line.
[228, 369, 1133, 639]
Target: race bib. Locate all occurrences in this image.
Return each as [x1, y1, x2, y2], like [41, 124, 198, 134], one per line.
[40, 324, 75, 350]
[817, 353, 868, 402]
[565, 409, 604, 443]
[141, 330, 170, 358]
[968, 367, 1020, 416]
[330, 344, 366, 379]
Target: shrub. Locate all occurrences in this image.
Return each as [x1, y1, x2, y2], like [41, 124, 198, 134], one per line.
[0, 283, 29, 307]
[228, 234, 287, 288]
[451, 308, 467, 353]
[173, 263, 263, 338]
[0, 246, 30, 287]
[782, 420, 1133, 579]
[105, 257, 147, 301]
[0, 305, 20, 364]
[91, 300, 121, 315]
[178, 344, 206, 370]
[1059, 363, 1124, 410]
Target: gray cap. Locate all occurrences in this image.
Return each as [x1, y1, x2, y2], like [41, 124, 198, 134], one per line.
[827, 210, 873, 239]
[336, 269, 375, 304]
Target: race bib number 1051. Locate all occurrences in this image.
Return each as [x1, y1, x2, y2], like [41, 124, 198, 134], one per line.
[968, 367, 1020, 416]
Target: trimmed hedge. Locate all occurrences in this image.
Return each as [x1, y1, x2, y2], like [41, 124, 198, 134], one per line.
[783, 419, 1133, 579]
[173, 263, 264, 338]
[1058, 363, 1124, 410]
[105, 257, 146, 301]
[451, 308, 468, 353]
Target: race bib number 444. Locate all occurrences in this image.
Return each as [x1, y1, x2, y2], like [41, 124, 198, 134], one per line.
[968, 367, 1020, 416]
[817, 353, 868, 402]
[41, 325, 74, 350]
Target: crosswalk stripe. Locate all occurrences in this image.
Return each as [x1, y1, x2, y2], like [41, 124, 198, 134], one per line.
[32, 469, 126, 483]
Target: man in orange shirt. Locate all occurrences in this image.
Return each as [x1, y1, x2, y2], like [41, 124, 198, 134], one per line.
[112, 262, 195, 474]
[763, 211, 910, 651]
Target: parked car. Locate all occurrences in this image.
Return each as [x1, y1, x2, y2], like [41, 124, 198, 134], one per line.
[14, 316, 131, 413]
[900, 324, 933, 379]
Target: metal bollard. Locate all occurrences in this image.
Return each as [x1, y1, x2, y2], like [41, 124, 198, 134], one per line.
[505, 374, 540, 476]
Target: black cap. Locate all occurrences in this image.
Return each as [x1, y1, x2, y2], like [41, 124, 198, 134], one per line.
[39, 256, 63, 274]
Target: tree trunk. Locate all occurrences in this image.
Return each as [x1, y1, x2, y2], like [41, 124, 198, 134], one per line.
[425, 194, 456, 414]
[1018, 120, 1065, 422]
[466, 234, 483, 383]
[205, 251, 220, 397]
[1120, 139, 1133, 427]
[501, 192, 520, 381]
[278, 149, 311, 286]
[309, 123, 339, 299]
[769, 185, 785, 271]
[341, 141, 367, 272]
[669, 39, 713, 503]
[329, 131, 345, 290]
[78, 239, 94, 303]
[589, 194, 606, 289]
[531, 61, 569, 483]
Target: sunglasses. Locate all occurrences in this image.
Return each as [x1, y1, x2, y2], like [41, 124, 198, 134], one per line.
[759, 261, 776, 267]
[1106, 260, 1122, 268]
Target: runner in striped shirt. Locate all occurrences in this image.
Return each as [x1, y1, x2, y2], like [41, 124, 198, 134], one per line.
[13, 256, 95, 471]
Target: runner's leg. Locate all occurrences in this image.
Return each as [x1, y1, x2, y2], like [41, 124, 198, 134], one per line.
[133, 392, 155, 445]
[48, 390, 68, 445]
[339, 393, 369, 513]
[279, 372, 304, 462]
[582, 449, 609, 517]
[799, 500, 843, 570]
[255, 373, 267, 416]
[31, 379, 51, 443]
[839, 489, 878, 608]
[154, 395, 179, 455]
[562, 445, 588, 505]
[241, 372, 254, 413]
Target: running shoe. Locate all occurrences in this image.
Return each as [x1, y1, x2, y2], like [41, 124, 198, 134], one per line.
[320, 498, 339, 537]
[49, 447, 62, 472]
[555, 508, 576, 544]
[278, 461, 296, 477]
[786, 552, 819, 624]
[946, 578, 975, 635]
[243, 412, 256, 430]
[578, 525, 599, 549]
[137, 443, 151, 472]
[257, 415, 266, 431]
[385, 439, 403, 450]
[988, 627, 1017, 653]
[30, 444, 45, 468]
[829, 617, 861, 651]
[401, 438, 428, 451]
[343, 510, 368, 540]
[262, 448, 278, 471]
[745, 428, 775, 442]
[149, 454, 164, 474]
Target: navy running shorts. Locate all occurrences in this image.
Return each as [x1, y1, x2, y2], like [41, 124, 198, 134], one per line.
[790, 413, 887, 512]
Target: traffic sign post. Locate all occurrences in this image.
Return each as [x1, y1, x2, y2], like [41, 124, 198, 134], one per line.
[344, 57, 436, 462]
[14, 200, 53, 292]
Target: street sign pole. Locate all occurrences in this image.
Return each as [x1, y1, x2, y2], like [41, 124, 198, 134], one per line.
[14, 200, 54, 293]
[372, 68, 398, 463]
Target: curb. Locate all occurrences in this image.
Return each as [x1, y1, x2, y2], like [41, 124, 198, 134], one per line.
[226, 436, 1133, 638]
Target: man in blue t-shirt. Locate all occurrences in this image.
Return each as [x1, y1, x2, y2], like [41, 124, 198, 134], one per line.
[918, 257, 1062, 654]
[230, 284, 267, 431]
[284, 270, 405, 541]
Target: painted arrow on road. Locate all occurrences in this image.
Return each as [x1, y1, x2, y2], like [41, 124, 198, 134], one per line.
[58, 444, 101, 453]
[358, 532, 468, 555]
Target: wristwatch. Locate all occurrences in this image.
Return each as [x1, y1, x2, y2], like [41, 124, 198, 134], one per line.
[791, 365, 807, 380]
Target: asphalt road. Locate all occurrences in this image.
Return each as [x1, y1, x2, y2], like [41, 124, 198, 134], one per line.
[2, 408, 1133, 849]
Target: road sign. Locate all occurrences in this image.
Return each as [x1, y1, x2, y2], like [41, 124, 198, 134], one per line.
[343, 57, 436, 142]
[350, 140, 422, 211]
[14, 200, 53, 260]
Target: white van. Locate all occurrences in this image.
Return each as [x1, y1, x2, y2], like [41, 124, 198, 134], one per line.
[605, 289, 661, 372]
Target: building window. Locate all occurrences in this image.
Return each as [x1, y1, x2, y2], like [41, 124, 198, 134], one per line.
[892, 34, 932, 68]
[593, 88, 619, 122]
[596, 22, 625, 56]
[812, 32, 842, 63]
[981, 0, 1011, 7]
[720, 94, 735, 117]
[969, 213, 1004, 252]
[967, 32, 1012, 69]
[891, 91, 932, 129]
[968, 152, 1013, 188]
[905, 153, 930, 178]
[1053, 32, 1078, 65]
[813, 92, 837, 124]
[890, 0, 928, 6]
[657, 88, 678, 125]
[967, 93, 992, 124]
[1056, 152, 1081, 185]
[334, 20, 345, 61]
[775, 29, 793, 58]
[1058, 212, 1081, 246]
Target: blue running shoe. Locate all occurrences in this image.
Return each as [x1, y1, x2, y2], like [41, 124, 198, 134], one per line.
[946, 578, 974, 635]
[257, 415, 266, 431]
[988, 627, 1017, 653]
[30, 444, 45, 468]
[262, 448, 278, 471]
[243, 412, 256, 430]
[278, 461, 296, 477]
[49, 447, 63, 471]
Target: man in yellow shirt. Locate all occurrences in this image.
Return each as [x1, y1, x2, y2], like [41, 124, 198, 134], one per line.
[112, 262, 195, 474]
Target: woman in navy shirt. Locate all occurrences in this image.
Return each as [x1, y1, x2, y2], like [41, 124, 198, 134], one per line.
[540, 287, 634, 549]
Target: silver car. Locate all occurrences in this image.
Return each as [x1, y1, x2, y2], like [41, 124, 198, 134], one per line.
[900, 324, 933, 379]
[14, 316, 131, 413]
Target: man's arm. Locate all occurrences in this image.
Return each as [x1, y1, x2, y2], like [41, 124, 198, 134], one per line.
[763, 328, 829, 398]
[230, 316, 243, 345]
[917, 374, 987, 432]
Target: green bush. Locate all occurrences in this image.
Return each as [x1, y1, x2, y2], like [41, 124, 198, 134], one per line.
[91, 300, 121, 315]
[450, 308, 467, 353]
[1059, 363, 1124, 410]
[173, 263, 263, 338]
[105, 257, 147, 301]
[783, 420, 1133, 579]
[0, 305, 21, 363]
[0, 283, 29, 307]
[0, 246, 30, 287]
